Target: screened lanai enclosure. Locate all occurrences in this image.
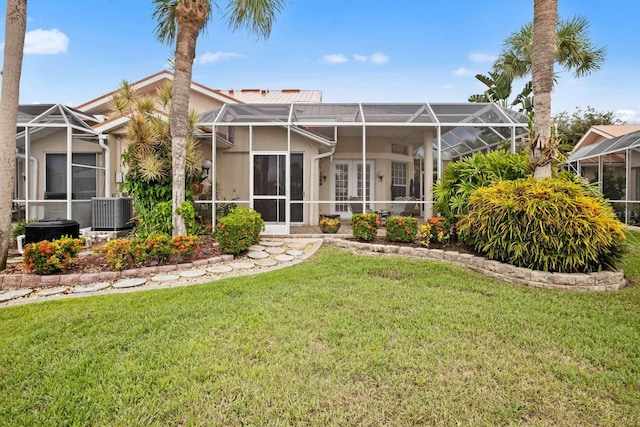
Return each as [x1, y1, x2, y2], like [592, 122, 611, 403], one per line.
[14, 104, 109, 228]
[568, 130, 640, 226]
[199, 102, 529, 234]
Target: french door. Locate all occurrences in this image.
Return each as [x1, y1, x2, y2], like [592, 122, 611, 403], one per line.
[253, 153, 303, 234]
[332, 160, 374, 218]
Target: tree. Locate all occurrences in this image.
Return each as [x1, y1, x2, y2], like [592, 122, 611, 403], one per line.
[152, 0, 284, 236]
[554, 106, 623, 150]
[531, 0, 557, 178]
[0, 0, 27, 270]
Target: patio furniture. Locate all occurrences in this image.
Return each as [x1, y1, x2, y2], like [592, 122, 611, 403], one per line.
[348, 196, 377, 215]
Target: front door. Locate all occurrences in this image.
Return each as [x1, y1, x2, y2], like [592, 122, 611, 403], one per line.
[332, 160, 374, 219]
[253, 153, 303, 234]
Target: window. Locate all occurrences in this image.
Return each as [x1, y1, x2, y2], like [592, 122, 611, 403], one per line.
[45, 153, 97, 200]
[391, 162, 407, 199]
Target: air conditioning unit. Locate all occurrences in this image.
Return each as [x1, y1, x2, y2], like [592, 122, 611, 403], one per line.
[91, 197, 134, 231]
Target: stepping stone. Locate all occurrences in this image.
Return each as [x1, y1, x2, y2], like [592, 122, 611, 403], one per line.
[151, 274, 180, 283]
[37, 287, 68, 297]
[206, 265, 233, 274]
[229, 262, 255, 270]
[249, 245, 266, 251]
[275, 254, 295, 262]
[286, 243, 306, 250]
[261, 240, 285, 247]
[247, 251, 269, 259]
[286, 250, 304, 256]
[265, 247, 285, 254]
[253, 259, 278, 267]
[73, 282, 111, 294]
[113, 278, 147, 289]
[180, 270, 206, 278]
[0, 289, 33, 302]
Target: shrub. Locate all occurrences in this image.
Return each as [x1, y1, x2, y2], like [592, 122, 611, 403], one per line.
[23, 236, 84, 275]
[144, 232, 174, 263]
[386, 216, 418, 243]
[419, 217, 451, 247]
[457, 177, 627, 273]
[433, 150, 530, 226]
[352, 213, 381, 242]
[216, 207, 265, 254]
[95, 239, 133, 270]
[173, 234, 200, 259]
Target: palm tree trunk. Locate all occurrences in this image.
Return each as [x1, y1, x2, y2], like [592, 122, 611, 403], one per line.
[0, 0, 27, 269]
[531, 0, 557, 178]
[170, 1, 207, 237]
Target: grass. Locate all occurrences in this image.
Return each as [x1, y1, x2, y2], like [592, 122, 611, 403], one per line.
[0, 232, 639, 426]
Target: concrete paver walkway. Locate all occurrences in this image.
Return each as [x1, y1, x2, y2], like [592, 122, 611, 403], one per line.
[0, 238, 322, 307]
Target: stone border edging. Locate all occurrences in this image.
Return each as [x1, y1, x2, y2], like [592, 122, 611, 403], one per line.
[324, 239, 627, 291]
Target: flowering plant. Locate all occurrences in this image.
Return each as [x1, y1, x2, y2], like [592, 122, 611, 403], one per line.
[419, 216, 450, 247]
[352, 213, 381, 242]
[23, 236, 84, 275]
[173, 234, 200, 259]
[386, 216, 418, 243]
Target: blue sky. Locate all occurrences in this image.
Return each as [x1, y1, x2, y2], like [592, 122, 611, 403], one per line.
[3, 0, 640, 122]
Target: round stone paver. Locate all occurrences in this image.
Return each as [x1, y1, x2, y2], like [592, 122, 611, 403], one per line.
[249, 245, 266, 251]
[229, 262, 255, 270]
[0, 289, 33, 302]
[247, 251, 269, 259]
[113, 278, 148, 289]
[73, 282, 112, 294]
[253, 259, 278, 267]
[286, 250, 304, 256]
[37, 287, 68, 297]
[265, 247, 285, 255]
[207, 265, 233, 274]
[180, 270, 206, 278]
[261, 240, 285, 247]
[274, 254, 295, 262]
[151, 274, 180, 283]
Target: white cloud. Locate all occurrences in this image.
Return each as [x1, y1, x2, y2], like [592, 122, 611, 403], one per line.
[323, 53, 348, 64]
[452, 67, 472, 76]
[24, 28, 68, 54]
[370, 52, 389, 65]
[443, 83, 457, 90]
[197, 51, 244, 64]
[615, 109, 639, 123]
[469, 52, 496, 63]
[353, 54, 368, 62]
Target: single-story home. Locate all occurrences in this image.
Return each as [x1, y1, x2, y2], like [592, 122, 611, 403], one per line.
[14, 70, 529, 234]
[567, 124, 640, 225]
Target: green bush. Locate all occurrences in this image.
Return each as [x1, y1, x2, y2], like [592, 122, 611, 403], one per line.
[352, 213, 381, 242]
[457, 177, 627, 273]
[23, 236, 84, 275]
[216, 207, 265, 254]
[433, 150, 530, 225]
[11, 218, 42, 240]
[385, 216, 418, 243]
[419, 217, 451, 247]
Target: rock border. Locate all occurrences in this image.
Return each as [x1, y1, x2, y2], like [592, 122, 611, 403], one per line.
[324, 239, 627, 291]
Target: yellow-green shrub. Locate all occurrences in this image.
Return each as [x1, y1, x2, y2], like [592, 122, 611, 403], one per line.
[216, 207, 264, 254]
[386, 216, 418, 243]
[457, 177, 627, 273]
[352, 213, 381, 242]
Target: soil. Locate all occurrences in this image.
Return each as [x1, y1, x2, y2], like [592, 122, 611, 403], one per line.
[4, 236, 222, 276]
[361, 236, 476, 254]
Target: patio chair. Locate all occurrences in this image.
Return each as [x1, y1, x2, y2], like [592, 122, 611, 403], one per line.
[348, 196, 376, 215]
[381, 197, 418, 218]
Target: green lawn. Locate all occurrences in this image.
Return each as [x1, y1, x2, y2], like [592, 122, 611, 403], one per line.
[1, 233, 639, 426]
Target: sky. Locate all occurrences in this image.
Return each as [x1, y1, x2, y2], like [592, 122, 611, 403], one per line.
[2, 0, 640, 122]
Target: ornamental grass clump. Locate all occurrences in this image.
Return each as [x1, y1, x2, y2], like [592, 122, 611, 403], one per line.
[457, 177, 627, 273]
[23, 236, 84, 275]
[386, 216, 418, 243]
[216, 206, 265, 254]
[352, 213, 381, 242]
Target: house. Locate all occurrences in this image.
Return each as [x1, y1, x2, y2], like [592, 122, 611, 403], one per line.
[568, 124, 640, 225]
[14, 71, 528, 234]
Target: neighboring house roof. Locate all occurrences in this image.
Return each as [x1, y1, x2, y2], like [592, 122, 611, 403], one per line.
[217, 88, 322, 104]
[573, 124, 640, 151]
[569, 129, 640, 163]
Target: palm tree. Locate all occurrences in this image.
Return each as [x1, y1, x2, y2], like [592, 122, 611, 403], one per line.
[0, 0, 27, 270]
[531, 0, 558, 178]
[152, 0, 284, 236]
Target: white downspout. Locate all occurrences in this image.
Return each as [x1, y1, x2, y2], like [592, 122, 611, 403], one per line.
[98, 134, 110, 196]
[309, 144, 336, 224]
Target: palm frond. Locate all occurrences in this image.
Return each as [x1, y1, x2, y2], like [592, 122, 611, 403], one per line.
[226, 0, 284, 38]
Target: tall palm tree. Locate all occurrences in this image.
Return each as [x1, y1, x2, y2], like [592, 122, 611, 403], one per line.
[0, 0, 27, 270]
[531, 0, 557, 178]
[152, 0, 284, 236]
